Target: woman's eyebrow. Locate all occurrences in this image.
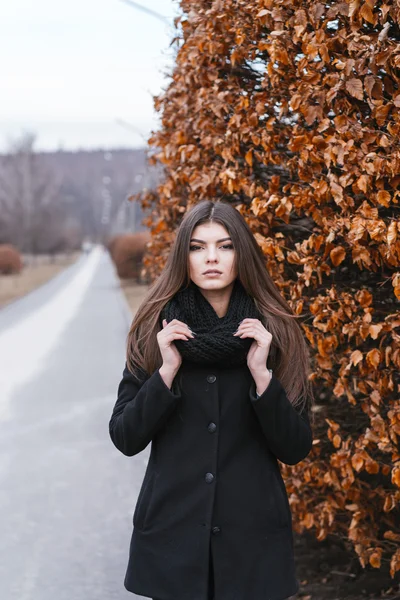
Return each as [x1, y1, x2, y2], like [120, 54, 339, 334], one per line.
[190, 237, 232, 243]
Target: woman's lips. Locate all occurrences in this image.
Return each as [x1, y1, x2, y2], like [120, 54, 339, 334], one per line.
[204, 272, 222, 277]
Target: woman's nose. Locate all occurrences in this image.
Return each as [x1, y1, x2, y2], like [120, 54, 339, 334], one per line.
[206, 250, 218, 261]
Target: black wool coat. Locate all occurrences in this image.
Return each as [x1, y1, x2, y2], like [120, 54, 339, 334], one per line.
[109, 359, 313, 600]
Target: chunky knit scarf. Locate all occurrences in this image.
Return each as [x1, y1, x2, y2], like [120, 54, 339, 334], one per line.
[160, 278, 263, 368]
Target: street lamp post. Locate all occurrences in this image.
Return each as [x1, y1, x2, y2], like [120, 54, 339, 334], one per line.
[118, 0, 172, 27]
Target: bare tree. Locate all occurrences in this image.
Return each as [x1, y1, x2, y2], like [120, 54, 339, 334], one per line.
[0, 133, 67, 253]
[0, 136, 161, 252]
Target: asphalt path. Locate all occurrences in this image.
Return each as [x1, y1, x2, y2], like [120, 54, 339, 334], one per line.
[0, 246, 149, 600]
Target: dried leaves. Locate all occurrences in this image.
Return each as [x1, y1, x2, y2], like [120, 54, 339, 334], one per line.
[136, 0, 400, 577]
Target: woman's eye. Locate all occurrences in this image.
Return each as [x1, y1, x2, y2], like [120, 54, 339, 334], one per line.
[189, 244, 234, 251]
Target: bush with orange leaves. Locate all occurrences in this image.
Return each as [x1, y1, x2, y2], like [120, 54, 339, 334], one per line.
[105, 235, 120, 260]
[108, 232, 150, 282]
[0, 244, 23, 275]
[134, 0, 400, 579]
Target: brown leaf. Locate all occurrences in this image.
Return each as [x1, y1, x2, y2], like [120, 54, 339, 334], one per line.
[245, 149, 253, 167]
[388, 222, 397, 245]
[330, 246, 346, 266]
[305, 105, 320, 125]
[350, 350, 363, 366]
[365, 459, 380, 474]
[333, 434, 342, 448]
[366, 349, 381, 368]
[392, 466, 400, 488]
[346, 78, 363, 100]
[326, 419, 340, 431]
[369, 550, 382, 569]
[303, 512, 314, 528]
[369, 324, 383, 339]
[351, 454, 364, 472]
[370, 390, 381, 405]
[377, 190, 391, 206]
[330, 181, 344, 205]
[364, 75, 375, 98]
[289, 94, 302, 111]
[348, 0, 360, 17]
[357, 175, 369, 193]
[374, 104, 391, 126]
[378, 21, 390, 43]
[379, 134, 390, 147]
[360, 2, 376, 23]
[333, 379, 345, 397]
[384, 531, 400, 543]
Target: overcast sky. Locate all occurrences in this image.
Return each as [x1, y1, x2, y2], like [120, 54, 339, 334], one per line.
[0, 0, 178, 152]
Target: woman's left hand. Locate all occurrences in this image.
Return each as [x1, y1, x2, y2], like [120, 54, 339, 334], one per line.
[233, 318, 272, 374]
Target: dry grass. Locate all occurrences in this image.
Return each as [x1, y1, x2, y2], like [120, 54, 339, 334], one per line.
[120, 279, 150, 317]
[0, 252, 80, 309]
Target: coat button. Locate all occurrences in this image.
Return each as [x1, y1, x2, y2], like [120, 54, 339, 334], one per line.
[205, 472, 214, 484]
[206, 374, 216, 383]
[207, 422, 217, 433]
[211, 526, 221, 535]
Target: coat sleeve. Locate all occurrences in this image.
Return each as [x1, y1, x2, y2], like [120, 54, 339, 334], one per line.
[249, 373, 313, 465]
[109, 363, 182, 457]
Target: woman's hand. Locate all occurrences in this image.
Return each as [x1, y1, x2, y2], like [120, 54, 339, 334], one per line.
[157, 318, 194, 374]
[233, 318, 272, 375]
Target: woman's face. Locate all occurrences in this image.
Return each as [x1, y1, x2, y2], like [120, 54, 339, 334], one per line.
[188, 221, 238, 290]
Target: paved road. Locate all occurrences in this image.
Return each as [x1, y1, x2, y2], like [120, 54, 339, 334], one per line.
[0, 247, 149, 600]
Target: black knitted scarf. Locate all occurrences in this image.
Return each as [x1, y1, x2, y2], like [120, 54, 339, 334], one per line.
[160, 278, 263, 368]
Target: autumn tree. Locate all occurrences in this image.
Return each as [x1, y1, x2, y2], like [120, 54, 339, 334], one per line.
[137, 0, 400, 578]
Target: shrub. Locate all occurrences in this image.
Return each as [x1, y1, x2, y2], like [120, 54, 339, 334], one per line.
[0, 244, 23, 275]
[111, 232, 150, 281]
[105, 236, 119, 260]
[135, 0, 400, 579]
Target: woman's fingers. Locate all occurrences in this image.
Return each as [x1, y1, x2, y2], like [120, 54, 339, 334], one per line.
[159, 319, 194, 340]
[162, 319, 194, 334]
[167, 325, 194, 338]
[234, 322, 272, 343]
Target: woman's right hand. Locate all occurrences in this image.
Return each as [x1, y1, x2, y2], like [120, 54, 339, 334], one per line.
[157, 318, 194, 373]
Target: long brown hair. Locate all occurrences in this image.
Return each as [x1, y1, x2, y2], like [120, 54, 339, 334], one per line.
[126, 200, 314, 413]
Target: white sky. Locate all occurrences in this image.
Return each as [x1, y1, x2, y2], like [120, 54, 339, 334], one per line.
[0, 0, 178, 152]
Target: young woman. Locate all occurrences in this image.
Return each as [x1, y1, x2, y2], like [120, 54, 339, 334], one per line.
[109, 199, 314, 600]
